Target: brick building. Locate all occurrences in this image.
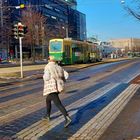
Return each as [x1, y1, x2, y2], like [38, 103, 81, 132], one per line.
[109, 38, 140, 52]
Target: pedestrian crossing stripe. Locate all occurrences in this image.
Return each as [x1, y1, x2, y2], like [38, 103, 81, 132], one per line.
[13, 83, 120, 139]
[69, 84, 140, 140]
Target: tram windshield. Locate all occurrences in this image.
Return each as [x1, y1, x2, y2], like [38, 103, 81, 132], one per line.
[50, 41, 62, 52]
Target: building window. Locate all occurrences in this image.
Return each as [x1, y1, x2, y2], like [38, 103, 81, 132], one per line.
[51, 16, 57, 19]
[59, 18, 64, 22]
[45, 14, 50, 17]
[44, 4, 53, 10]
[54, 8, 60, 12]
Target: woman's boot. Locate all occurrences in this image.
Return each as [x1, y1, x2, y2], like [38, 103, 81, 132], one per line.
[42, 114, 50, 121]
[64, 116, 72, 128]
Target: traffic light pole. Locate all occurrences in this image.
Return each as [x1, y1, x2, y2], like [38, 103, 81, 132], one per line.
[19, 37, 23, 78]
[13, 22, 28, 78]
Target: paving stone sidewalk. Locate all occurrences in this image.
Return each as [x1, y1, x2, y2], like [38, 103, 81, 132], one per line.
[99, 76, 140, 140]
[99, 87, 140, 140]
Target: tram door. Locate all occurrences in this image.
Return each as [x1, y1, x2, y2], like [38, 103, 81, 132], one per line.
[64, 43, 71, 64]
[72, 43, 82, 64]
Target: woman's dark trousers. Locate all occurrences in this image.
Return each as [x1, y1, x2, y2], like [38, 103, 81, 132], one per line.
[45, 92, 68, 118]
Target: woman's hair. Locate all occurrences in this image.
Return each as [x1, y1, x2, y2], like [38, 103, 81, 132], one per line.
[48, 56, 56, 62]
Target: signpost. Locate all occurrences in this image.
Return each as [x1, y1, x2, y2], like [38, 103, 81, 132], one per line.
[19, 36, 23, 78]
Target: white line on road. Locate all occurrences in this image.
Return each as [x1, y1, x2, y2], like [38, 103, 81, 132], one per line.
[68, 84, 140, 140]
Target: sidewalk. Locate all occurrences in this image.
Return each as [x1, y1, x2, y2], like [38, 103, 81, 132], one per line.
[0, 58, 131, 85]
[99, 75, 140, 140]
[99, 86, 140, 140]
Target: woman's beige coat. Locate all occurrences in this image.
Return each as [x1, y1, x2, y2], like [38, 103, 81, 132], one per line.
[43, 62, 69, 96]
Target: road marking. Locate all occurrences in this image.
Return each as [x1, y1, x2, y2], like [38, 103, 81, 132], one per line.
[125, 73, 140, 83]
[13, 83, 118, 139]
[0, 80, 97, 124]
[68, 84, 140, 140]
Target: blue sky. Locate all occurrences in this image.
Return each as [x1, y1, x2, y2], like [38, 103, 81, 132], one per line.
[77, 0, 140, 41]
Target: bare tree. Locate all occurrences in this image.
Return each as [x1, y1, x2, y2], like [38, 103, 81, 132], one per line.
[122, 0, 140, 20]
[21, 6, 73, 62]
[21, 7, 47, 62]
[44, 20, 67, 42]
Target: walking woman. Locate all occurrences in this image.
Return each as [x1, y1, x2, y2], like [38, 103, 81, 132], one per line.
[43, 56, 71, 128]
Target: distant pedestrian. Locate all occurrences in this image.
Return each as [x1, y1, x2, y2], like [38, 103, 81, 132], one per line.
[43, 56, 71, 127]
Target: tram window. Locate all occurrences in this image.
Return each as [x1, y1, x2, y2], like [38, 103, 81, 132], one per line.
[74, 47, 80, 52]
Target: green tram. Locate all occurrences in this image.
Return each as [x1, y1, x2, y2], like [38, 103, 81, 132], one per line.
[49, 38, 102, 65]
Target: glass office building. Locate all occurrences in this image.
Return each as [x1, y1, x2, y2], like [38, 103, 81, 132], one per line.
[1, 0, 87, 60]
[8, 0, 86, 40]
[0, 0, 12, 60]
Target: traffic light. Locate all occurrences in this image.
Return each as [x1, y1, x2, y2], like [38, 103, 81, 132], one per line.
[18, 23, 24, 38]
[13, 24, 18, 39]
[23, 26, 28, 34]
[12, 23, 28, 39]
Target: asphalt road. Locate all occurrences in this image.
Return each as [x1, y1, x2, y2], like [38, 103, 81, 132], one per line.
[0, 59, 140, 140]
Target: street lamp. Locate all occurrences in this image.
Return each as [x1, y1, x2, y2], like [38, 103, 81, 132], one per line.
[120, 0, 125, 4]
[62, 26, 68, 38]
[15, 4, 25, 9]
